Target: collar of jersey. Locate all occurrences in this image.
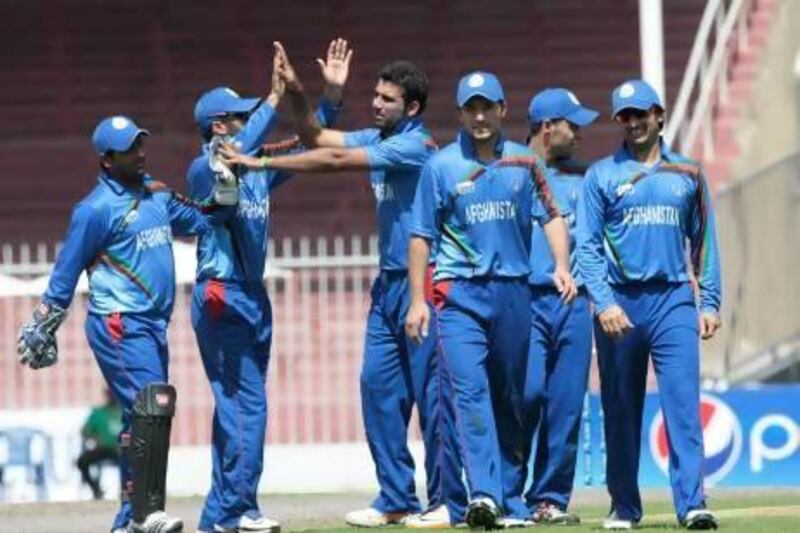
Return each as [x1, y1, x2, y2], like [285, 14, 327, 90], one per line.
[380, 117, 424, 139]
[98, 172, 149, 196]
[614, 137, 679, 168]
[458, 129, 506, 163]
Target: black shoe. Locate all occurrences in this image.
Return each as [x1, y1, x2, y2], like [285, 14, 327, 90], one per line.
[682, 509, 719, 530]
[466, 498, 500, 529]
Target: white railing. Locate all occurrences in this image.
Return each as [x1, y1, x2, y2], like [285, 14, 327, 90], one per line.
[0, 236, 386, 446]
[664, 0, 755, 160]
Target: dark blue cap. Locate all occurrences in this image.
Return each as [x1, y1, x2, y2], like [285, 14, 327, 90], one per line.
[611, 79, 663, 117]
[456, 71, 505, 108]
[528, 88, 599, 127]
[194, 87, 261, 134]
[91, 116, 149, 155]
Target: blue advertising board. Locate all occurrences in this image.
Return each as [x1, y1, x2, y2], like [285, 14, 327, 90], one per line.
[564, 386, 800, 487]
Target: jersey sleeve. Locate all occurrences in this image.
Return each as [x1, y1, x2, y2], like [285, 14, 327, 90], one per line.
[688, 172, 722, 313]
[361, 134, 431, 171]
[314, 98, 342, 129]
[236, 101, 279, 155]
[410, 160, 443, 241]
[344, 128, 379, 148]
[576, 166, 617, 313]
[264, 98, 344, 192]
[43, 203, 109, 309]
[530, 158, 561, 224]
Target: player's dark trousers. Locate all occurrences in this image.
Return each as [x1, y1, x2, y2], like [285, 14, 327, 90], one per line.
[434, 277, 531, 519]
[85, 312, 169, 531]
[596, 282, 705, 522]
[77, 446, 120, 499]
[362, 271, 465, 520]
[192, 280, 272, 530]
[522, 288, 592, 512]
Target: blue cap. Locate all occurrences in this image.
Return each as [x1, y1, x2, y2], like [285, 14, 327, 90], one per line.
[91, 116, 149, 155]
[456, 71, 505, 108]
[528, 88, 599, 127]
[611, 79, 663, 117]
[194, 87, 261, 133]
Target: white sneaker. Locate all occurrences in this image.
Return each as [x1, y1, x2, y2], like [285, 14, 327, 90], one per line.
[405, 505, 451, 529]
[683, 509, 718, 530]
[345, 507, 413, 527]
[213, 515, 281, 533]
[532, 502, 580, 525]
[465, 498, 500, 529]
[496, 517, 534, 529]
[129, 510, 184, 533]
[603, 510, 635, 530]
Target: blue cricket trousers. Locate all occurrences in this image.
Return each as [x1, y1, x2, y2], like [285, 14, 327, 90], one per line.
[523, 288, 592, 511]
[434, 277, 531, 519]
[596, 282, 705, 522]
[362, 270, 466, 520]
[85, 312, 170, 531]
[192, 279, 272, 531]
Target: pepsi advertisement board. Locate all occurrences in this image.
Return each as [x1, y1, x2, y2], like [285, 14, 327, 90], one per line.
[572, 386, 800, 487]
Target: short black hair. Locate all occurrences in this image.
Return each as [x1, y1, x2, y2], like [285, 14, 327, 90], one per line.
[379, 60, 429, 114]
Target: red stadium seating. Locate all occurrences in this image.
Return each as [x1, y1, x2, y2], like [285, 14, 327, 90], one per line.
[0, 0, 708, 245]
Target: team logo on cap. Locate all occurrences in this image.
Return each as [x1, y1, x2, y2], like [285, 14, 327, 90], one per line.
[649, 393, 743, 486]
[567, 91, 580, 105]
[111, 116, 130, 130]
[619, 83, 635, 98]
[468, 74, 485, 88]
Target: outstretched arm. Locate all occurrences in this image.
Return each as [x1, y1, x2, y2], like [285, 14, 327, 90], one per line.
[275, 40, 350, 148]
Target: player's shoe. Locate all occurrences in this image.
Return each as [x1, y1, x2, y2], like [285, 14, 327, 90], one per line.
[213, 515, 281, 532]
[465, 497, 501, 529]
[405, 505, 452, 529]
[128, 510, 183, 533]
[602, 510, 637, 530]
[532, 502, 580, 525]
[496, 517, 534, 529]
[682, 509, 718, 530]
[345, 507, 413, 527]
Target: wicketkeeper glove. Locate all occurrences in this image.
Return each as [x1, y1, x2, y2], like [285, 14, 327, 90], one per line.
[17, 301, 67, 370]
[209, 137, 239, 206]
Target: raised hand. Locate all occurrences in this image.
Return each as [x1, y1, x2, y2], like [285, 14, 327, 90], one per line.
[267, 45, 286, 107]
[273, 41, 303, 94]
[318, 37, 353, 89]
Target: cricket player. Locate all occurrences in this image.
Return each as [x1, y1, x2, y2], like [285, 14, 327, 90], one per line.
[188, 41, 347, 533]
[405, 71, 574, 529]
[220, 44, 462, 528]
[17, 115, 237, 533]
[521, 88, 598, 525]
[576, 79, 721, 530]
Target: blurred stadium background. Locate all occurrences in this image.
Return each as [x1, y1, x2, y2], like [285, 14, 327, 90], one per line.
[0, 0, 797, 509]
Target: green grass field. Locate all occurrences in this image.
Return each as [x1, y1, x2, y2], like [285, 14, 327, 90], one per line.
[291, 493, 800, 533]
[1, 490, 797, 532]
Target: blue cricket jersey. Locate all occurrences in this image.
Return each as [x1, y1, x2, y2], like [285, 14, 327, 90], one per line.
[44, 173, 220, 318]
[188, 100, 340, 283]
[528, 159, 588, 288]
[576, 141, 722, 313]
[344, 118, 437, 271]
[411, 132, 559, 281]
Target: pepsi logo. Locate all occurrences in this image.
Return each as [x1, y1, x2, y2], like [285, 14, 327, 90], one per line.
[649, 393, 743, 486]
